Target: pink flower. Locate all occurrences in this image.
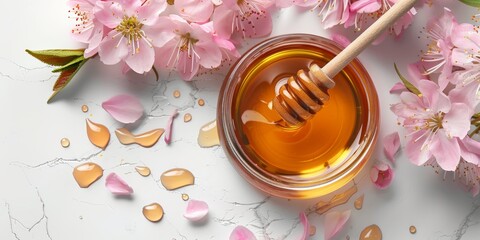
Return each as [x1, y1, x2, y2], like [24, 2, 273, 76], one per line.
[174, 0, 214, 23]
[200, 22, 240, 61]
[212, 0, 273, 39]
[154, 15, 222, 80]
[450, 23, 480, 87]
[230, 226, 257, 240]
[95, 0, 167, 74]
[68, 0, 105, 58]
[391, 80, 472, 171]
[421, 8, 457, 89]
[370, 162, 394, 189]
[312, 0, 350, 29]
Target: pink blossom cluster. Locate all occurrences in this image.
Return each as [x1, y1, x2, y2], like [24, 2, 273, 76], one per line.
[68, 0, 421, 80]
[67, 0, 272, 80]
[390, 8, 480, 196]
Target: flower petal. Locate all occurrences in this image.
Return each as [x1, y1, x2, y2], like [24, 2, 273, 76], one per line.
[175, 0, 214, 23]
[443, 103, 472, 139]
[370, 162, 394, 189]
[105, 172, 133, 195]
[459, 137, 480, 165]
[230, 226, 257, 240]
[84, 22, 104, 58]
[184, 199, 209, 221]
[243, 11, 273, 38]
[430, 131, 460, 171]
[405, 131, 432, 166]
[102, 94, 144, 124]
[124, 40, 155, 74]
[384, 132, 400, 163]
[389, 82, 406, 94]
[165, 109, 179, 144]
[324, 210, 351, 240]
[299, 212, 309, 240]
[94, 1, 123, 28]
[331, 33, 351, 48]
[350, 0, 381, 13]
[212, 5, 236, 39]
[98, 31, 129, 65]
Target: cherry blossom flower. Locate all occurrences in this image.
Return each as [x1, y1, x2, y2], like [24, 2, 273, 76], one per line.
[95, 0, 167, 74]
[200, 22, 240, 61]
[370, 162, 394, 189]
[212, 0, 274, 39]
[421, 8, 457, 89]
[68, 0, 105, 58]
[390, 80, 472, 171]
[450, 22, 480, 87]
[155, 15, 222, 80]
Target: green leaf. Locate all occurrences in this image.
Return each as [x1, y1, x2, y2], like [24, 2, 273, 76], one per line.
[47, 58, 88, 103]
[52, 55, 85, 73]
[459, 0, 480, 7]
[394, 63, 421, 95]
[25, 49, 84, 66]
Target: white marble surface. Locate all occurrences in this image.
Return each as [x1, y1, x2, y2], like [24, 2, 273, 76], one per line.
[1, 1, 480, 239]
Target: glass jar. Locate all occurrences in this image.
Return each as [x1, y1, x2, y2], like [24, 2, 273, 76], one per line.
[217, 34, 379, 199]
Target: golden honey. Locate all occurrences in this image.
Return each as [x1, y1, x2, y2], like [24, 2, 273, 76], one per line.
[218, 34, 379, 199]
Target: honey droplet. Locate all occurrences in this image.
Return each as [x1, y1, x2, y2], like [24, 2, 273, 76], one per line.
[409, 225, 417, 234]
[309, 225, 316, 236]
[135, 166, 151, 177]
[315, 185, 357, 215]
[81, 105, 89, 113]
[198, 120, 220, 148]
[181, 193, 189, 201]
[198, 98, 205, 106]
[360, 224, 382, 240]
[354, 194, 364, 210]
[142, 203, 164, 222]
[86, 119, 110, 150]
[60, 138, 70, 148]
[173, 90, 181, 98]
[73, 162, 104, 188]
[115, 128, 164, 148]
[160, 168, 194, 190]
[184, 113, 192, 122]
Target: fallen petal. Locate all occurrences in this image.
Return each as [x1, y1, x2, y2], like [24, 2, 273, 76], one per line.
[299, 212, 309, 240]
[384, 132, 400, 163]
[230, 226, 257, 240]
[184, 199, 209, 221]
[105, 173, 133, 195]
[324, 210, 351, 240]
[370, 162, 394, 189]
[165, 109, 179, 144]
[102, 94, 144, 124]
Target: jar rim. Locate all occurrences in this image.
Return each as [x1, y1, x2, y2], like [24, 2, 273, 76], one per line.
[217, 34, 380, 199]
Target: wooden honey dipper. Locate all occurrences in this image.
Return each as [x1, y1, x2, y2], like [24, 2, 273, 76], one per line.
[272, 0, 418, 126]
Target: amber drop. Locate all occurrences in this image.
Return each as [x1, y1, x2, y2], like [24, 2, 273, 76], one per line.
[181, 193, 190, 201]
[135, 166, 151, 177]
[73, 162, 103, 188]
[354, 194, 364, 210]
[315, 185, 357, 214]
[198, 120, 220, 148]
[115, 128, 164, 147]
[309, 225, 316, 236]
[60, 138, 70, 148]
[184, 113, 192, 122]
[198, 98, 205, 106]
[86, 119, 110, 150]
[81, 105, 89, 113]
[409, 225, 417, 234]
[160, 168, 194, 190]
[143, 203, 164, 222]
[173, 90, 181, 98]
[359, 224, 382, 240]
[167, 0, 174, 5]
